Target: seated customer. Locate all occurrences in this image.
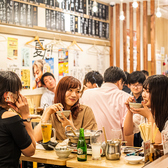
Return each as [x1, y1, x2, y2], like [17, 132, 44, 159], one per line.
[81, 71, 103, 96]
[81, 66, 130, 140]
[0, 71, 36, 167]
[122, 71, 131, 94]
[141, 70, 149, 79]
[34, 76, 97, 141]
[84, 71, 103, 89]
[40, 72, 56, 109]
[124, 75, 168, 144]
[128, 71, 146, 147]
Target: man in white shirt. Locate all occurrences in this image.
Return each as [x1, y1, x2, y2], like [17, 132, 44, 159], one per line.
[40, 72, 56, 109]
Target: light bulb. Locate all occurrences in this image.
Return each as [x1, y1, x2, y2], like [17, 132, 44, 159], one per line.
[156, 7, 162, 17]
[132, 1, 138, 8]
[119, 11, 125, 20]
[57, 0, 63, 3]
[92, 1, 98, 12]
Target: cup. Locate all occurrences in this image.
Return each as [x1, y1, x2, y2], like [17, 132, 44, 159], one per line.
[111, 129, 122, 142]
[90, 134, 102, 160]
[41, 120, 55, 143]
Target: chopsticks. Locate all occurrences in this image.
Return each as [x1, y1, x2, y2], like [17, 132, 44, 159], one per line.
[102, 126, 107, 143]
[139, 122, 158, 143]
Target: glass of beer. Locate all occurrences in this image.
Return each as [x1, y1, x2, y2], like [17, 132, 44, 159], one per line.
[41, 120, 55, 143]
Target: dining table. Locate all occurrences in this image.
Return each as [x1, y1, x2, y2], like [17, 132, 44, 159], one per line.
[20, 144, 144, 168]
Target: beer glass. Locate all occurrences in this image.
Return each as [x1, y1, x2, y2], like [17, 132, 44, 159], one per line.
[41, 120, 55, 143]
[90, 134, 102, 160]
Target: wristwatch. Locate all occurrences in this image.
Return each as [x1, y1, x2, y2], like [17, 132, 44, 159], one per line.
[22, 118, 32, 122]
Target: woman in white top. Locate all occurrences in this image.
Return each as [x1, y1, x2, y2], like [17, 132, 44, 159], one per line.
[124, 75, 168, 144]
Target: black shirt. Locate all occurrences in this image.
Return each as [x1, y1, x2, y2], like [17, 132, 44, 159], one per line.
[0, 107, 32, 168]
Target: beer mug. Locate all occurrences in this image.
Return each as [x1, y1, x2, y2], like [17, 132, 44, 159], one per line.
[41, 120, 56, 143]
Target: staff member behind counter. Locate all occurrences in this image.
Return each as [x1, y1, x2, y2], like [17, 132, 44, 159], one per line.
[34, 76, 97, 141]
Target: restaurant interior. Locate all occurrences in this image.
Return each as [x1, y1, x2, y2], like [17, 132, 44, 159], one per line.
[0, 0, 168, 167]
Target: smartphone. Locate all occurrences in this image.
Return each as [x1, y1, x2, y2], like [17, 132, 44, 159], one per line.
[5, 92, 17, 105]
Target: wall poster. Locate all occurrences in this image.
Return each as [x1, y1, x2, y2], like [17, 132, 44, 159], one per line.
[7, 37, 18, 60]
[58, 48, 69, 79]
[21, 69, 30, 89]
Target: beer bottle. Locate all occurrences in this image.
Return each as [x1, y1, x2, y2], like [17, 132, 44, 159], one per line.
[77, 128, 87, 161]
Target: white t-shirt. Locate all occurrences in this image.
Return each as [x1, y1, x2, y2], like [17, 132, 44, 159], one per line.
[40, 89, 55, 109]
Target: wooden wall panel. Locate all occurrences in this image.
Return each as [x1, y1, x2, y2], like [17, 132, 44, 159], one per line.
[151, 0, 155, 75]
[136, 2, 140, 71]
[116, 4, 120, 67]
[129, 2, 133, 72]
[143, 1, 148, 71]
[110, 6, 113, 66]
[123, 3, 127, 71]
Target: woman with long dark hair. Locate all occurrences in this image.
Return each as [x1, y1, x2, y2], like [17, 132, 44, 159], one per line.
[124, 75, 168, 144]
[34, 76, 97, 141]
[0, 71, 36, 168]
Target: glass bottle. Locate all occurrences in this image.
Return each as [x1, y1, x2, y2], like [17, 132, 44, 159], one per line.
[77, 128, 87, 161]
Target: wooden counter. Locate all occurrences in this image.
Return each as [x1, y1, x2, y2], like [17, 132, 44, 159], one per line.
[143, 154, 168, 168]
[20, 149, 76, 166]
[66, 154, 144, 168]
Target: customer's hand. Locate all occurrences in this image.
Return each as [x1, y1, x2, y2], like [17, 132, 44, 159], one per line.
[57, 112, 76, 130]
[9, 94, 29, 118]
[129, 102, 153, 120]
[46, 103, 64, 115]
[125, 96, 135, 111]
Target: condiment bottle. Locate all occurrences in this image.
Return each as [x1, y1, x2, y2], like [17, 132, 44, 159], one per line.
[77, 128, 87, 161]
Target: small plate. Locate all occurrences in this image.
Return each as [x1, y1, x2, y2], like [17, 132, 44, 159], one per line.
[125, 156, 143, 164]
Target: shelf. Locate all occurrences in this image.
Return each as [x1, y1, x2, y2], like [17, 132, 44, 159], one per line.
[13, 0, 110, 23]
[0, 23, 110, 46]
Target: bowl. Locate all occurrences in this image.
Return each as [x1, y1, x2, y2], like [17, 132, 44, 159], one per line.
[125, 156, 143, 164]
[129, 102, 142, 109]
[41, 141, 58, 150]
[56, 110, 71, 119]
[55, 148, 71, 158]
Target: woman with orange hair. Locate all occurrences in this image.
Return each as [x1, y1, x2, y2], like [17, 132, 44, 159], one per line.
[34, 76, 97, 141]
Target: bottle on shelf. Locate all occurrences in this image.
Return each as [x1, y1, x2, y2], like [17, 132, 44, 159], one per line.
[77, 128, 87, 161]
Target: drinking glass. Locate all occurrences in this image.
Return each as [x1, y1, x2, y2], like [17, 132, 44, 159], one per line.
[41, 120, 56, 143]
[90, 133, 102, 160]
[111, 129, 123, 141]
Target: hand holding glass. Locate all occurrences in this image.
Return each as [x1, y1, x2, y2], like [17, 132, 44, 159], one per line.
[90, 134, 102, 160]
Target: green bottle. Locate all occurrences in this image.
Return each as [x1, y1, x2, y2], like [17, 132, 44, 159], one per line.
[77, 128, 87, 161]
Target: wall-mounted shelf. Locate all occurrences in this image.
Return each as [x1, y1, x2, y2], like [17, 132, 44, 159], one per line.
[0, 23, 110, 46]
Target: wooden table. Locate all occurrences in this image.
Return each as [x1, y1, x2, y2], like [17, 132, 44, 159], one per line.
[20, 148, 144, 168]
[20, 149, 76, 166]
[66, 154, 144, 168]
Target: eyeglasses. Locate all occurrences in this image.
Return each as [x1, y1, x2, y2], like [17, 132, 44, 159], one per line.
[131, 84, 143, 89]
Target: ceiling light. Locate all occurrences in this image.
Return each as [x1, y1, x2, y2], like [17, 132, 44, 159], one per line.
[57, 0, 63, 3]
[92, 0, 98, 13]
[156, 7, 162, 17]
[156, 0, 162, 18]
[119, 0, 125, 21]
[119, 11, 125, 20]
[132, 0, 138, 8]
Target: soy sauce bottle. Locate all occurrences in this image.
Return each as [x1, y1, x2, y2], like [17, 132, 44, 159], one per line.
[77, 128, 87, 161]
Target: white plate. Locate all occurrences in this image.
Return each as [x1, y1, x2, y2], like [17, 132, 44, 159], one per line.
[125, 156, 143, 164]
